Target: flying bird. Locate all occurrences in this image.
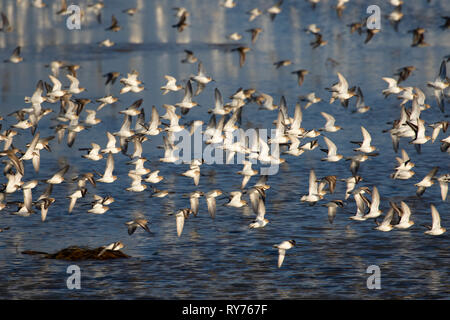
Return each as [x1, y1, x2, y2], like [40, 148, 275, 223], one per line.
[125, 219, 151, 235]
[5, 46, 23, 63]
[424, 205, 446, 236]
[273, 240, 295, 268]
[231, 47, 251, 68]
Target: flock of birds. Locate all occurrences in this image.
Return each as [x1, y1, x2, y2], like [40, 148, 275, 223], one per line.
[0, 0, 449, 267]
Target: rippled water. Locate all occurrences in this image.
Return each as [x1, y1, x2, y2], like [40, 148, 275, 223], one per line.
[0, 0, 449, 299]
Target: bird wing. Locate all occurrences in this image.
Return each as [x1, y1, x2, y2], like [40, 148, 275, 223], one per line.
[238, 49, 246, 67]
[1, 12, 10, 29]
[288, 135, 300, 150]
[256, 198, 266, 220]
[206, 197, 216, 219]
[383, 77, 398, 89]
[439, 180, 448, 201]
[183, 80, 193, 102]
[214, 88, 224, 111]
[424, 167, 439, 183]
[106, 132, 116, 149]
[337, 72, 349, 93]
[176, 212, 185, 237]
[32, 150, 40, 172]
[197, 62, 205, 77]
[38, 183, 53, 201]
[12, 46, 21, 57]
[127, 223, 137, 235]
[136, 220, 150, 233]
[104, 153, 114, 177]
[328, 206, 337, 224]
[261, 93, 273, 109]
[291, 103, 303, 130]
[4, 150, 24, 176]
[193, 170, 200, 186]
[55, 165, 70, 179]
[128, 173, 142, 187]
[67, 130, 77, 148]
[323, 136, 337, 156]
[356, 87, 365, 109]
[150, 105, 161, 129]
[24, 188, 32, 212]
[23, 132, 41, 159]
[67, 74, 80, 90]
[190, 197, 199, 216]
[381, 208, 394, 227]
[438, 60, 447, 82]
[370, 186, 380, 211]
[277, 249, 286, 268]
[361, 126, 372, 147]
[308, 169, 318, 196]
[40, 203, 49, 221]
[279, 96, 289, 123]
[120, 114, 132, 133]
[430, 204, 442, 230]
[68, 194, 78, 213]
[399, 201, 412, 223]
[49, 75, 62, 91]
[354, 194, 367, 217]
[416, 119, 426, 139]
[401, 149, 410, 162]
[164, 75, 176, 85]
[321, 112, 335, 127]
[249, 188, 261, 214]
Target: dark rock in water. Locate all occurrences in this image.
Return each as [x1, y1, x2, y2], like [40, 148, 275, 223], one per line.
[22, 246, 130, 261]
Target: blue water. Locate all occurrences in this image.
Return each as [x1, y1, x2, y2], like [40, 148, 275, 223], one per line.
[0, 0, 448, 299]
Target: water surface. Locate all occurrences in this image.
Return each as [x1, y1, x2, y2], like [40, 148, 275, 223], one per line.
[0, 0, 449, 299]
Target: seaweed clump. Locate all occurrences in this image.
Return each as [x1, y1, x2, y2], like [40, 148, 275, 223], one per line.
[22, 246, 130, 261]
